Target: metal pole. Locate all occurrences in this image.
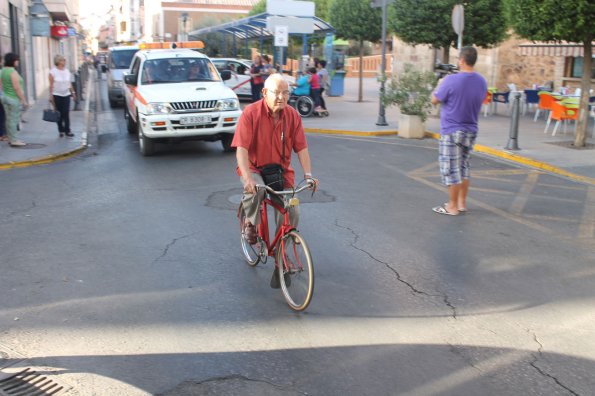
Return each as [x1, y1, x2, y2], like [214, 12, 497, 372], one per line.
[376, 0, 388, 126]
[505, 92, 522, 150]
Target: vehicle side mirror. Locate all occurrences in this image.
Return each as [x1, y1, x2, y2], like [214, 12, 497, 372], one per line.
[124, 74, 137, 86]
[220, 70, 231, 81]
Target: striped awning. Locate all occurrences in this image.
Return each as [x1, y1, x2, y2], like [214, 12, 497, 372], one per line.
[518, 42, 594, 57]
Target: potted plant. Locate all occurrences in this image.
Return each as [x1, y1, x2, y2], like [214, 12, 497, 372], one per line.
[381, 64, 437, 138]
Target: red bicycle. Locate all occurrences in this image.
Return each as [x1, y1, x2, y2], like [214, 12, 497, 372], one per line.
[238, 181, 315, 311]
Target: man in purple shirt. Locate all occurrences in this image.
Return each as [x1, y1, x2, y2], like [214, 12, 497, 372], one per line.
[431, 46, 487, 216]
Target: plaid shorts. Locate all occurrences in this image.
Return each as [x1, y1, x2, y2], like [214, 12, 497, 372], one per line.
[439, 131, 476, 185]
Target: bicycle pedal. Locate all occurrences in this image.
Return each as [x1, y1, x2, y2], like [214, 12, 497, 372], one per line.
[288, 197, 300, 207]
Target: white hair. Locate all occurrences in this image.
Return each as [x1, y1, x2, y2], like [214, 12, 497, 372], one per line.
[264, 73, 288, 90]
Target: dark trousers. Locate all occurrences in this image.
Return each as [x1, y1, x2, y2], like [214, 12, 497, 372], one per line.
[311, 88, 322, 108]
[320, 88, 327, 110]
[0, 101, 5, 137]
[251, 82, 263, 103]
[53, 95, 71, 133]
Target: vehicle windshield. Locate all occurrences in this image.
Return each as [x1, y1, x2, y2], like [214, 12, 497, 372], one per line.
[141, 58, 221, 85]
[110, 49, 138, 69]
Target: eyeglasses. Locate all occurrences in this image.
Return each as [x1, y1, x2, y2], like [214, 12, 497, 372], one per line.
[267, 90, 290, 97]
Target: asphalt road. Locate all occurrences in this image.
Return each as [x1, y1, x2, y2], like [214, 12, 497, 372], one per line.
[0, 78, 594, 396]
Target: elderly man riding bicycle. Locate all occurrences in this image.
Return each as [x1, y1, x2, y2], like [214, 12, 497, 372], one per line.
[232, 73, 319, 289]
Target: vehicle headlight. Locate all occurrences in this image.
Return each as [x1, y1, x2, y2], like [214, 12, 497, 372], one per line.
[145, 103, 172, 115]
[216, 98, 239, 111]
[113, 80, 123, 88]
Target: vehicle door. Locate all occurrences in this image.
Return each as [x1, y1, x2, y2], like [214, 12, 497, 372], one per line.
[125, 56, 142, 120]
[227, 60, 251, 98]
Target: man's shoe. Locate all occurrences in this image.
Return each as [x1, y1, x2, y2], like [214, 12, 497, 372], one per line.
[65, 132, 74, 138]
[9, 140, 26, 147]
[243, 222, 257, 245]
[270, 267, 291, 289]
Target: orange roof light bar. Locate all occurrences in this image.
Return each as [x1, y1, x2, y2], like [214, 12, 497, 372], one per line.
[138, 41, 204, 50]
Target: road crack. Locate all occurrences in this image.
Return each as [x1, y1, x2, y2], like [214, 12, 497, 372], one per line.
[527, 330, 580, 395]
[160, 374, 308, 395]
[335, 220, 457, 318]
[152, 233, 194, 264]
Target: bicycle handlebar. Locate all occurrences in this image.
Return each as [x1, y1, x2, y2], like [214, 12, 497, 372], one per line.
[256, 179, 315, 196]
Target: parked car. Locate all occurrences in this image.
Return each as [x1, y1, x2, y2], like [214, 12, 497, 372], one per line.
[107, 45, 139, 107]
[123, 47, 241, 156]
[211, 57, 295, 101]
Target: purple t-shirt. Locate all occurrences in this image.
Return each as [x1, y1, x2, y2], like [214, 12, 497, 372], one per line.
[434, 72, 487, 135]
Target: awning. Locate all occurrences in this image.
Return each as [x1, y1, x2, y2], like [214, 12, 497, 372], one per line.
[518, 42, 594, 57]
[188, 12, 334, 40]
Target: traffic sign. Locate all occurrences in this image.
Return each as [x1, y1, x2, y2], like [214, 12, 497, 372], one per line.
[452, 4, 464, 35]
[274, 25, 288, 47]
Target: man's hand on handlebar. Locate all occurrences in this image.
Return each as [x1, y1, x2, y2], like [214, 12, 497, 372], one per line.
[305, 177, 319, 192]
[242, 175, 257, 194]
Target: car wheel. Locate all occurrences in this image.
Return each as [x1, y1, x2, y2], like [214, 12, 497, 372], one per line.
[138, 115, 155, 156]
[126, 109, 135, 134]
[221, 134, 235, 152]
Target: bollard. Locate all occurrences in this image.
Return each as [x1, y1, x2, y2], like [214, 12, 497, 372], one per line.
[505, 92, 522, 150]
[73, 72, 82, 111]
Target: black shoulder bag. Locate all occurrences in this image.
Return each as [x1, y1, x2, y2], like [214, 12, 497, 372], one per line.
[259, 122, 286, 191]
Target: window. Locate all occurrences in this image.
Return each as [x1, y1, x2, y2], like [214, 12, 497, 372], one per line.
[567, 56, 595, 79]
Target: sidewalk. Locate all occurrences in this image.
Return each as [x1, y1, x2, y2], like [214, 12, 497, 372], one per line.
[2, 76, 593, 185]
[0, 87, 89, 170]
[302, 77, 595, 185]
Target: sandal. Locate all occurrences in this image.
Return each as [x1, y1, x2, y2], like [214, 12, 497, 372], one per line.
[432, 205, 458, 216]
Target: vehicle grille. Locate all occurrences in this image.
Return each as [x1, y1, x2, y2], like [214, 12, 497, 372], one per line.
[170, 100, 218, 112]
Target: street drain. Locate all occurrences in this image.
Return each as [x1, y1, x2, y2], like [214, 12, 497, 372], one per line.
[0, 368, 70, 396]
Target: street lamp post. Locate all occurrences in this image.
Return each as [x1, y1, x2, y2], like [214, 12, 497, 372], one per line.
[376, 0, 388, 126]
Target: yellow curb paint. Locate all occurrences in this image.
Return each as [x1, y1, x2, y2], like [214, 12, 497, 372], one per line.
[0, 146, 87, 170]
[304, 128, 398, 137]
[423, 131, 595, 186]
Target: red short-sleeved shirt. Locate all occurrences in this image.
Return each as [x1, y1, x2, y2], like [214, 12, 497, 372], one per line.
[232, 99, 308, 187]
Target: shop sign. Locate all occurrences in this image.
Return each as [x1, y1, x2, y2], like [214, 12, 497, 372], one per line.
[51, 25, 68, 38]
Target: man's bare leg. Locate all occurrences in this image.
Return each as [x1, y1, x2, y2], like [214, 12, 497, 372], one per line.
[458, 178, 470, 211]
[446, 184, 461, 215]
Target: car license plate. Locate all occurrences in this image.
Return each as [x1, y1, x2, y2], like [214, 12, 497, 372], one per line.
[180, 115, 212, 125]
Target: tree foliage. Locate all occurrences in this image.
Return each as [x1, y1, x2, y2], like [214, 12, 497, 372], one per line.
[388, 0, 507, 50]
[329, 0, 381, 43]
[504, 0, 594, 147]
[249, 0, 266, 16]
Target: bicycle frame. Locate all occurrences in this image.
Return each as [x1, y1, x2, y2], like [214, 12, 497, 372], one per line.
[257, 195, 295, 259]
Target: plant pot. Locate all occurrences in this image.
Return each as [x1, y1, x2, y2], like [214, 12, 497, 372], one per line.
[398, 113, 425, 139]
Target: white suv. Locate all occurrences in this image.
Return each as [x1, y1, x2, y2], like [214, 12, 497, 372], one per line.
[123, 48, 241, 156]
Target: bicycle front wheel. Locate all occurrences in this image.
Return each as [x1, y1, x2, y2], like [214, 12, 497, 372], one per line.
[276, 231, 314, 311]
[239, 206, 263, 266]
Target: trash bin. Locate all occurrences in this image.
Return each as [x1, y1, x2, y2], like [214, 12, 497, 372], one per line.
[328, 70, 346, 97]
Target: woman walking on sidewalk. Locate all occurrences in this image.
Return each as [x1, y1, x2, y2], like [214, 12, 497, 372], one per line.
[0, 53, 28, 147]
[49, 55, 76, 138]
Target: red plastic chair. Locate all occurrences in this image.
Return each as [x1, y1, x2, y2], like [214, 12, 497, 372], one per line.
[544, 101, 579, 136]
[482, 91, 493, 117]
[534, 91, 561, 122]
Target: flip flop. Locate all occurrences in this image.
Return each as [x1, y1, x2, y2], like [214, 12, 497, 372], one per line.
[444, 203, 467, 214]
[433, 205, 458, 216]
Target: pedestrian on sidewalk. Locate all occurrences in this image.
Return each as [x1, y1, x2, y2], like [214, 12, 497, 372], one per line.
[49, 54, 76, 138]
[308, 67, 322, 113]
[0, 53, 28, 147]
[316, 60, 329, 112]
[430, 46, 487, 216]
[249, 55, 264, 103]
[0, 62, 6, 142]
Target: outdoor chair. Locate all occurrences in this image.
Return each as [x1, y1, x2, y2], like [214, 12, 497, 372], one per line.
[544, 101, 579, 136]
[482, 91, 493, 117]
[523, 89, 539, 115]
[491, 91, 510, 114]
[534, 91, 561, 122]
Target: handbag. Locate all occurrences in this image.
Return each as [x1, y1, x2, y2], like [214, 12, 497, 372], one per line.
[260, 163, 284, 191]
[43, 108, 60, 123]
[259, 121, 286, 191]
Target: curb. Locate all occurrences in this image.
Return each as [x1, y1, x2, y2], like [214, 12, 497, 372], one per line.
[307, 127, 595, 186]
[304, 128, 398, 137]
[0, 70, 93, 171]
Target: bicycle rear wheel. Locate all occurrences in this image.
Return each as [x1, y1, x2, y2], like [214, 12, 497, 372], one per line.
[239, 206, 263, 266]
[276, 230, 314, 311]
